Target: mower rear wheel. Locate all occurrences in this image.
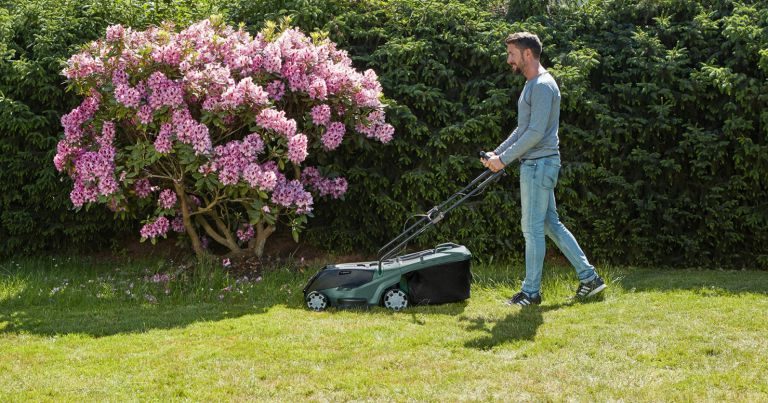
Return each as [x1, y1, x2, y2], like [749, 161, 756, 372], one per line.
[306, 291, 329, 311]
[382, 288, 409, 311]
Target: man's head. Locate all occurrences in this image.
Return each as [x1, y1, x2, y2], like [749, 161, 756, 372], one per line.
[505, 32, 542, 75]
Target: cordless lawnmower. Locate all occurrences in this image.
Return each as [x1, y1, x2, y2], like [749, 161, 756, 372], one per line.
[303, 152, 503, 311]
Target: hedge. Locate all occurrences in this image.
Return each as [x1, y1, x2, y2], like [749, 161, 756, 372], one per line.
[2, 0, 766, 268]
[232, 0, 768, 268]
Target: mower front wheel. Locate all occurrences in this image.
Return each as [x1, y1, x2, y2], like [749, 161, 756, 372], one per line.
[306, 291, 329, 311]
[382, 288, 409, 311]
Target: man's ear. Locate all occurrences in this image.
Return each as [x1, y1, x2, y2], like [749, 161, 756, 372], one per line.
[524, 48, 533, 60]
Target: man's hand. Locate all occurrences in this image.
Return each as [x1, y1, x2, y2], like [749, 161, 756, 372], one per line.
[481, 155, 505, 172]
[479, 151, 496, 166]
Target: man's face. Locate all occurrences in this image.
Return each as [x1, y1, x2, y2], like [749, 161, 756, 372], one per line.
[506, 43, 526, 75]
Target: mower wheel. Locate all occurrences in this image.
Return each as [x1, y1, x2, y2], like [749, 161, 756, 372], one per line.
[306, 291, 329, 311]
[382, 288, 409, 311]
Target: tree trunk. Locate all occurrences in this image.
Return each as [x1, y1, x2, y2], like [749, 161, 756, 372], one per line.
[174, 182, 204, 258]
[249, 223, 276, 257]
[212, 213, 240, 252]
[195, 214, 241, 253]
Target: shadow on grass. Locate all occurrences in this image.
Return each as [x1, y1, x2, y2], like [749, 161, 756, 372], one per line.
[461, 298, 605, 350]
[0, 269, 310, 337]
[0, 304, 273, 337]
[0, 278, 469, 338]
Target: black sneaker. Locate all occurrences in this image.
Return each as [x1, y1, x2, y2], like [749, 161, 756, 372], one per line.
[575, 275, 607, 299]
[506, 291, 541, 306]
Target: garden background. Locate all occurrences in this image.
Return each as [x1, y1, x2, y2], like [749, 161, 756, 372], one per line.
[1, 0, 766, 267]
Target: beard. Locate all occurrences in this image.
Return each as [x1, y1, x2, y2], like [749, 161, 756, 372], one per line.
[510, 60, 525, 75]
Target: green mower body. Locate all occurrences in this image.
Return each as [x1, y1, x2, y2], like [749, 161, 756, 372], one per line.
[303, 243, 472, 311]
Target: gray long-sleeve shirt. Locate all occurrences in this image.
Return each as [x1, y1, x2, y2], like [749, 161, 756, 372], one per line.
[494, 71, 561, 164]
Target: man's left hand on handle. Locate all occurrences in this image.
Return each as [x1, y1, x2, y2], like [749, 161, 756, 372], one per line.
[483, 155, 505, 172]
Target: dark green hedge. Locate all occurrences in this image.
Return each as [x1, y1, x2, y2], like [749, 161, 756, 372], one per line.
[232, 0, 768, 268]
[2, 0, 766, 268]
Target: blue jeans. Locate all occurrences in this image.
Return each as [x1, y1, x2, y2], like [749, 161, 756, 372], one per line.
[519, 156, 596, 297]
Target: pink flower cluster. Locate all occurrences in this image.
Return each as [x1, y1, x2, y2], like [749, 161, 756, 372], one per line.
[214, 77, 269, 110]
[301, 167, 348, 199]
[105, 24, 125, 43]
[138, 105, 154, 124]
[321, 122, 346, 151]
[147, 72, 184, 110]
[212, 138, 274, 188]
[288, 134, 308, 164]
[140, 216, 170, 240]
[54, 93, 101, 172]
[134, 178, 153, 198]
[266, 80, 285, 101]
[62, 53, 104, 80]
[171, 215, 186, 233]
[256, 108, 297, 138]
[57, 103, 121, 207]
[243, 163, 278, 191]
[271, 180, 313, 214]
[152, 44, 182, 66]
[311, 104, 331, 126]
[158, 189, 177, 209]
[185, 63, 233, 100]
[237, 224, 255, 242]
[172, 109, 211, 155]
[154, 123, 174, 154]
[356, 110, 395, 144]
[112, 68, 144, 109]
[68, 149, 118, 207]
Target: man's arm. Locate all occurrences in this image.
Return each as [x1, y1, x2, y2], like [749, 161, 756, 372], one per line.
[498, 83, 555, 165]
[494, 127, 519, 156]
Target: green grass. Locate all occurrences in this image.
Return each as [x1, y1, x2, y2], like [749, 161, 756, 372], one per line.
[1, 256, 767, 400]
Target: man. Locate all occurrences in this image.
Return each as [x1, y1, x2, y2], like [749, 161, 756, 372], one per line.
[482, 32, 606, 306]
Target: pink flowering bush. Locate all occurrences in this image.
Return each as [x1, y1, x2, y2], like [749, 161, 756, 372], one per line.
[55, 17, 394, 258]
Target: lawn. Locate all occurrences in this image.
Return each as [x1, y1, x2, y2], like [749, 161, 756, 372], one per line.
[1, 255, 767, 400]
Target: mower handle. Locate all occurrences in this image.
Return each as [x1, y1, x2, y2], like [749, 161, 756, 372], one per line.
[377, 161, 504, 269]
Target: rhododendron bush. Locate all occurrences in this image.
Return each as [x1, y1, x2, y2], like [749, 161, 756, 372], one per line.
[54, 17, 393, 258]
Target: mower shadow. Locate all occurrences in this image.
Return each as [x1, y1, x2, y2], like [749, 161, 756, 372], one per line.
[321, 300, 469, 319]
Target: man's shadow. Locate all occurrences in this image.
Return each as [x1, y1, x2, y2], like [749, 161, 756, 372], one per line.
[461, 298, 602, 350]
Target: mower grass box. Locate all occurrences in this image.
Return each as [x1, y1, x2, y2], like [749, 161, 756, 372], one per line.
[303, 243, 472, 311]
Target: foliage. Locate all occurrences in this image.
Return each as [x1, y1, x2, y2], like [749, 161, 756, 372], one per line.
[2, 0, 767, 268]
[230, 0, 768, 268]
[538, 0, 768, 267]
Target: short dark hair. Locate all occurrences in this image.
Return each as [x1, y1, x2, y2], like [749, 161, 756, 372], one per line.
[505, 32, 542, 59]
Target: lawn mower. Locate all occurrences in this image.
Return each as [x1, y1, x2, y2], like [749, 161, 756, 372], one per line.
[302, 152, 503, 311]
